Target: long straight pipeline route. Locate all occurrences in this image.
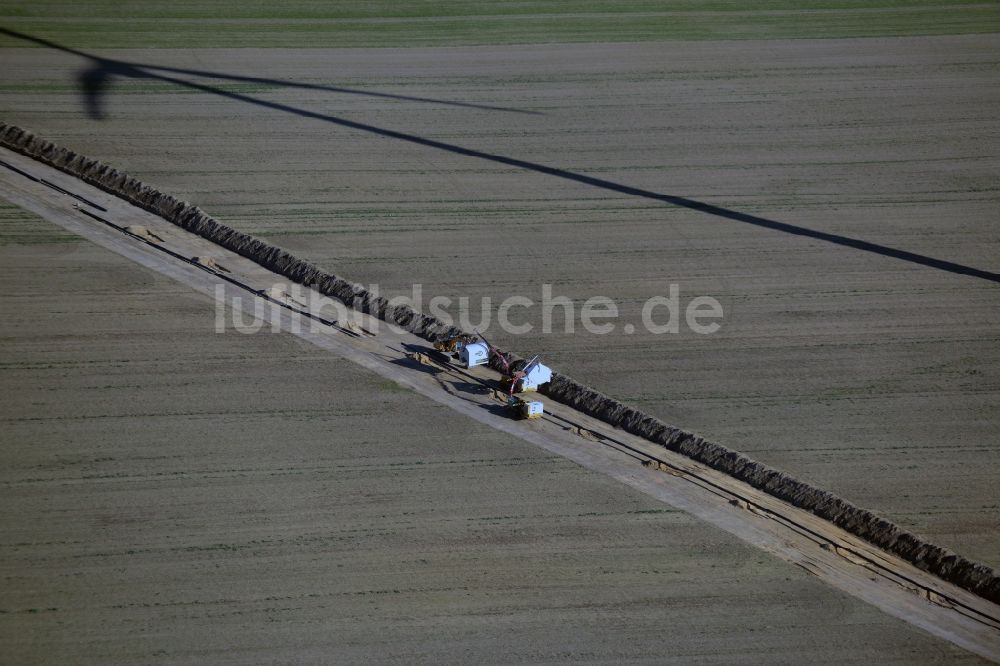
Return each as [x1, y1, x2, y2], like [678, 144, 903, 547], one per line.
[1, 146, 998, 661]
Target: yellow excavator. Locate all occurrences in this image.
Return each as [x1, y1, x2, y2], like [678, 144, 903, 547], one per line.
[433, 333, 478, 354]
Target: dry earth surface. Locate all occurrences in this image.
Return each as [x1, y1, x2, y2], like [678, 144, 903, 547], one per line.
[0, 206, 989, 663]
[3, 2, 999, 47]
[2, 3, 1000, 662]
[1, 35, 997, 569]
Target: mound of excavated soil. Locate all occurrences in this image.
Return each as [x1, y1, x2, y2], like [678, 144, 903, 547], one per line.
[124, 224, 163, 242]
[192, 255, 229, 272]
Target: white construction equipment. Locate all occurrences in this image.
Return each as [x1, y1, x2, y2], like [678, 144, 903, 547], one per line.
[508, 396, 544, 420]
[513, 355, 552, 392]
[498, 355, 552, 394]
[459, 341, 490, 368]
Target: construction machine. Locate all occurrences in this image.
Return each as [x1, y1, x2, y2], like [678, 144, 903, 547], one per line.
[499, 354, 552, 394]
[433, 333, 478, 354]
[507, 395, 544, 420]
[477, 331, 550, 420]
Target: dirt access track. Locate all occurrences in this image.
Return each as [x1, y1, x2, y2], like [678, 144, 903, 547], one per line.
[2, 146, 999, 659]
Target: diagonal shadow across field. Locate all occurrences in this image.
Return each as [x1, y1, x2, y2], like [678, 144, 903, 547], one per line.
[0, 27, 540, 117]
[3, 27, 998, 285]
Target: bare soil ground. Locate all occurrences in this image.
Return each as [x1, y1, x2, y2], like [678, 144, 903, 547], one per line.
[0, 167, 992, 663]
[3, 1, 998, 48]
[1, 35, 996, 568]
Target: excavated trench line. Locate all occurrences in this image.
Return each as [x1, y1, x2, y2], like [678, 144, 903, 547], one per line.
[2, 121, 997, 606]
